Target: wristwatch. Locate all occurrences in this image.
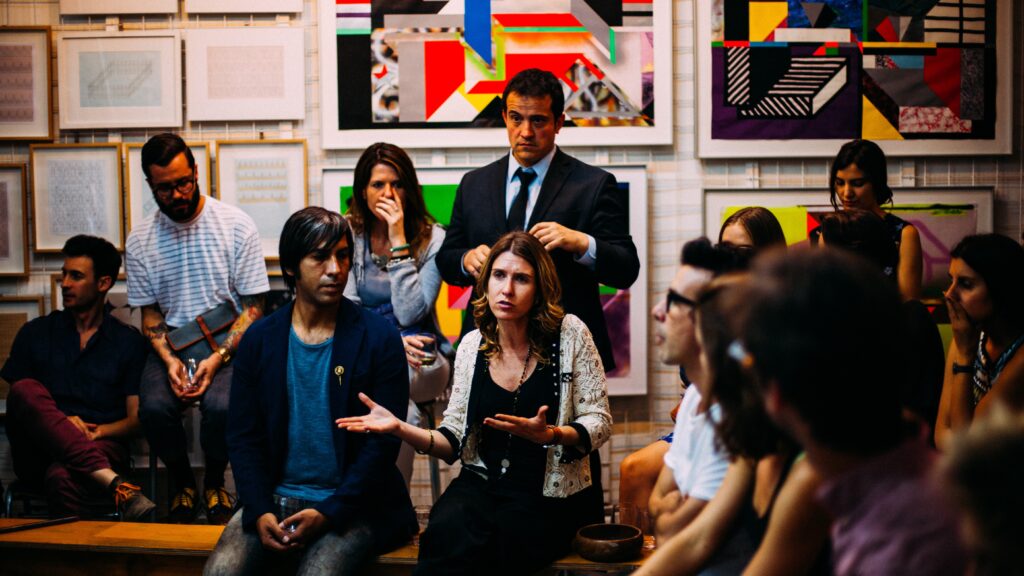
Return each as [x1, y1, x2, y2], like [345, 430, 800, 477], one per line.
[216, 346, 232, 365]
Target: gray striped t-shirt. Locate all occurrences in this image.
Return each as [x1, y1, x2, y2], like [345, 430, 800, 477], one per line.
[126, 196, 270, 327]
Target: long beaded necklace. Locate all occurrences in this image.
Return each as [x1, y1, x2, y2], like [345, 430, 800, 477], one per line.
[499, 350, 532, 476]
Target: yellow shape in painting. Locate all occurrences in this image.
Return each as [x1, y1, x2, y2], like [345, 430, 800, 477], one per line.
[435, 284, 463, 342]
[459, 83, 497, 113]
[862, 96, 904, 140]
[749, 2, 788, 42]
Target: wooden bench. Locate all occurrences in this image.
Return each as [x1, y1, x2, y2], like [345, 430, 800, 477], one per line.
[0, 519, 649, 575]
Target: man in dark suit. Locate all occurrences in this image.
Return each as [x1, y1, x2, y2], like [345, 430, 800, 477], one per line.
[206, 207, 416, 576]
[436, 68, 640, 371]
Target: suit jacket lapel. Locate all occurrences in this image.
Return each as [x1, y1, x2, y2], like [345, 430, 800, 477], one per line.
[528, 149, 571, 229]
[492, 155, 512, 234]
[329, 299, 365, 469]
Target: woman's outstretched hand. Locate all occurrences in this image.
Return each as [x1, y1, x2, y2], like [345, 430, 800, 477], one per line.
[484, 405, 552, 444]
[335, 392, 401, 434]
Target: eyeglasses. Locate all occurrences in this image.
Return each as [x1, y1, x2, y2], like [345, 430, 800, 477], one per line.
[665, 288, 698, 312]
[149, 172, 196, 199]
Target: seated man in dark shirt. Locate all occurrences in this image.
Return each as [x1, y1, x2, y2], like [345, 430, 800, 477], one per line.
[2, 235, 154, 519]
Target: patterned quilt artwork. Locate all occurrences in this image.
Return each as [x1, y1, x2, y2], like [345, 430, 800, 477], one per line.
[711, 0, 998, 141]
[331, 0, 656, 131]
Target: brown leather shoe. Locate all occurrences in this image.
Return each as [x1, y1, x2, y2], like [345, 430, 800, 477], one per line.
[167, 487, 199, 524]
[204, 487, 236, 525]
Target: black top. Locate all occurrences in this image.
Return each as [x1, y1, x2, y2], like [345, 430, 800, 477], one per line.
[1, 307, 147, 424]
[478, 362, 551, 493]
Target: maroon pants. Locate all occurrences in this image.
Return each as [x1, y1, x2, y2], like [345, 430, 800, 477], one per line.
[6, 379, 129, 517]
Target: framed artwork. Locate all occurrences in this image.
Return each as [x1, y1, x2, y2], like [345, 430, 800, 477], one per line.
[57, 31, 183, 129]
[124, 142, 211, 234]
[59, 0, 178, 14]
[30, 143, 123, 253]
[322, 164, 649, 396]
[50, 273, 138, 328]
[703, 187, 994, 299]
[318, 0, 673, 149]
[0, 165, 30, 277]
[0, 27, 53, 141]
[185, 0, 303, 13]
[695, 0, 1013, 158]
[215, 140, 308, 264]
[185, 28, 305, 121]
[0, 295, 45, 399]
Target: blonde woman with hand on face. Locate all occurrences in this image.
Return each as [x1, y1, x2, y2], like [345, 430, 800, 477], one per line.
[337, 231, 611, 576]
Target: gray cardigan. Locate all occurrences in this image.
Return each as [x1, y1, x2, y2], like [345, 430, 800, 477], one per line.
[344, 223, 449, 351]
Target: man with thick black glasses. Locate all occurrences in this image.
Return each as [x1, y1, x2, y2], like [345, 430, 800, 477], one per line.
[126, 133, 270, 525]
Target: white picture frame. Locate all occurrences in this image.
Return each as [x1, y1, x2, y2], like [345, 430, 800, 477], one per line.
[185, 28, 305, 122]
[0, 165, 30, 277]
[321, 164, 649, 396]
[57, 31, 183, 130]
[317, 0, 673, 150]
[216, 140, 308, 263]
[59, 0, 178, 15]
[0, 27, 53, 141]
[30, 144, 124, 253]
[694, 0, 1013, 158]
[124, 142, 212, 234]
[703, 187, 994, 299]
[185, 0, 303, 13]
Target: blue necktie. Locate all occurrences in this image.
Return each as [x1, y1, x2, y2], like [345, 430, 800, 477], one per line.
[507, 168, 536, 231]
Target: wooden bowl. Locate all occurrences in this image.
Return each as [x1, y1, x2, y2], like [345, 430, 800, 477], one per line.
[572, 523, 643, 563]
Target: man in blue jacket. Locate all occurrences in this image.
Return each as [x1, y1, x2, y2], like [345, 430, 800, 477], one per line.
[205, 207, 416, 576]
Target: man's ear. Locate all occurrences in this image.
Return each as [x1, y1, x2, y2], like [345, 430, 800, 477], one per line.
[97, 275, 114, 294]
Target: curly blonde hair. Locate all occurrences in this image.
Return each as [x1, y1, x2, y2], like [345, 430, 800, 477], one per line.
[471, 232, 564, 362]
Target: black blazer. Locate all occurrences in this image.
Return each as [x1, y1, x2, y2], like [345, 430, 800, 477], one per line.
[227, 298, 416, 549]
[436, 149, 640, 370]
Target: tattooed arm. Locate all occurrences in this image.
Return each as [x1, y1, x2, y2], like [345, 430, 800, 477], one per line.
[181, 293, 266, 400]
[142, 304, 188, 394]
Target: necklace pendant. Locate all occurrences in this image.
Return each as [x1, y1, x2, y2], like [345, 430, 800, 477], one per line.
[501, 458, 510, 470]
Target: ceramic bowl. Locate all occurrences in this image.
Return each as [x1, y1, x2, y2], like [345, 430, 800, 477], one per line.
[572, 523, 643, 563]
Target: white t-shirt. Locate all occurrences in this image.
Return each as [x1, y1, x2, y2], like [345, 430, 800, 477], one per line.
[663, 386, 729, 501]
[126, 196, 270, 327]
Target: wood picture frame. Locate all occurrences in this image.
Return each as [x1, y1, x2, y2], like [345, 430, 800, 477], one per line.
[30, 143, 124, 253]
[0, 27, 54, 141]
[0, 164, 30, 277]
[57, 31, 183, 130]
[0, 295, 45, 399]
[124, 142, 211, 234]
[215, 139, 308, 266]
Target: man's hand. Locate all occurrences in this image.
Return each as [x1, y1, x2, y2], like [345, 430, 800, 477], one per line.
[462, 244, 491, 279]
[529, 222, 588, 256]
[257, 513, 290, 552]
[180, 353, 223, 401]
[279, 509, 328, 547]
[163, 355, 190, 399]
[67, 415, 99, 440]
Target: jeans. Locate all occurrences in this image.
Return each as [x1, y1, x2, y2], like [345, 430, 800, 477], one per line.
[138, 352, 231, 489]
[204, 503, 376, 576]
[5, 379, 129, 517]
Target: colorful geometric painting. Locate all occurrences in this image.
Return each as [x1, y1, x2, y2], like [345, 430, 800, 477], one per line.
[318, 0, 672, 149]
[703, 187, 994, 299]
[322, 165, 649, 395]
[696, 0, 1012, 157]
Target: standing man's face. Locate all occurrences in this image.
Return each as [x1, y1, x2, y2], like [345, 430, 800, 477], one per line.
[502, 92, 563, 167]
[293, 236, 352, 307]
[148, 151, 201, 222]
